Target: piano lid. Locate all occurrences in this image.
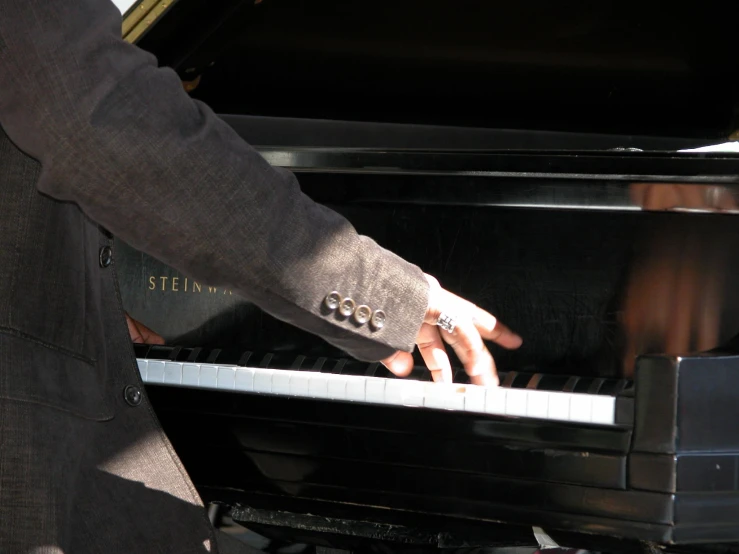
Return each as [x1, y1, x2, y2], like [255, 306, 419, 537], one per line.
[126, 0, 739, 141]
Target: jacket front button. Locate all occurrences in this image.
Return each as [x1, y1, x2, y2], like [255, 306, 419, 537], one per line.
[99, 246, 113, 268]
[123, 385, 142, 406]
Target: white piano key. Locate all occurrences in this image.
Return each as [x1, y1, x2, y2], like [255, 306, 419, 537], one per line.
[365, 378, 386, 404]
[591, 395, 616, 424]
[253, 368, 273, 393]
[199, 364, 218, 389]
[400, 380, 426, 407]
[345, 376, 366, 402]
[182, 364, 201, 387]
[271, 371, 293, 395]
[326, 375, 348, 400]
[234, 367, 255, 392]
[505, 388, 529, 417]
[135, 358, 621, 427]
[547, 392, 571, 421]
[136, 359, 148, 380]
[383, 380, 404, 405]
[424, 383, 466, 411]
[147, 361, 165, 383]
[485, 387, 507, 415]
[464, 385, 486, 413]
[384, 379, 424, 407]
[308, 373, 329, 399]
[289, 372, 311, 397]
[526, 390, 550, 420]
[217, 366, 237, 390]
[569, 394, 593, 423]
[164, 362, 183, 385]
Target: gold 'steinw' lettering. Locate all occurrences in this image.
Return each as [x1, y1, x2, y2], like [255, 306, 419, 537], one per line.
[146, 275, 233, 295]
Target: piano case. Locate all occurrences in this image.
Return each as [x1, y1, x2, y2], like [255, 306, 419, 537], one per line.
[116, 0, 739, 551]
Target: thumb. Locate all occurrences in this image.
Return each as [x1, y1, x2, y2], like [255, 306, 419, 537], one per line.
[381, 350, 414, 377]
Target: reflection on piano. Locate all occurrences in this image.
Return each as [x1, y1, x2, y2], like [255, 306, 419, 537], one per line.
[116, 0, 739, 551]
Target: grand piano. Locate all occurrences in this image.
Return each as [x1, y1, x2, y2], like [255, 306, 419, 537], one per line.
[114, 0, 739, 551]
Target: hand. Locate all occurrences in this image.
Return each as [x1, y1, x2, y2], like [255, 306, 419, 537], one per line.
[125, 313, 165, 345]
[382, 274, 522, 386]
[629, 182, 737, 212]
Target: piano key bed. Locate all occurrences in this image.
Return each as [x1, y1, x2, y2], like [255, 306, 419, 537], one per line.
[135, 344, 739, 546]
[135, 347, 632, 426]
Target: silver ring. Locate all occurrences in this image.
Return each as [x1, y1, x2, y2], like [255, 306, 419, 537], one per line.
[436, 312, 456, 334]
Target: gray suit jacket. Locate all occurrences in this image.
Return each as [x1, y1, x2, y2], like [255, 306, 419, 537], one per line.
[0, 0, 429, 551]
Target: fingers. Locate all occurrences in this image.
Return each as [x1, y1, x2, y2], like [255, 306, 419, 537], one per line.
[416, 323, 453, 383]
[402, 274, 523, 384]
[470, 306, 523, 349]
[125, 313, 165, 345]
[432, 287, 523, 350]
[381, 350, 414, 377]
[441, 317, 499, 386]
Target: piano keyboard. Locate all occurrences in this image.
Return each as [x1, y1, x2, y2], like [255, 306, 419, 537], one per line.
[134, 346, 633, 427]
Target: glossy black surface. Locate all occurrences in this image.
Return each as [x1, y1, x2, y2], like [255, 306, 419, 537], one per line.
[118, 148, 739, 379]
[181, 0, 739, 139]
[133, 0, 258, 78]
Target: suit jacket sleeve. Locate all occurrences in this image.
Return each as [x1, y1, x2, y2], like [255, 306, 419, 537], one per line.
[0, 0, 429, 361]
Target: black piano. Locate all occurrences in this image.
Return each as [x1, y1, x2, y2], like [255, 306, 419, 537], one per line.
[115, 0, 739, 551]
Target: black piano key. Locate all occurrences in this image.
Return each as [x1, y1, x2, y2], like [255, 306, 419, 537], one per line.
[147, 345, 179, 360]
[290, 354, 306, 370]
[333, 360, 371, 376]
[289, 356, 322, 371]
[133, 343, 151, 358]
[500, 372, 531, 389]
[260, 352, 307, 369]
[500, 371, 518, 387]
[598, 378, 631, 396]
[332, 359, 348, 375]
[210, 348, 244, 365]
[175, 347, 196, 362]
[313, 357, 330, 372]
[410, 368, 432, 381]
[205, 348, 222, 364]
[528, 374, 571, 392]
[586, 378, 606, 394]
[372, 364, 394, 379]
[238, 351, 254, 367]
[562, 376, 580, 392]
[573, 378, 596, 394]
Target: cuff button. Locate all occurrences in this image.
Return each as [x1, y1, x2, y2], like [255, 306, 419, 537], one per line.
[371, 310, 386, 330]
[339, 297, 356, 316]
[324, 291, 342, 310]
[354, 305, 371, 324]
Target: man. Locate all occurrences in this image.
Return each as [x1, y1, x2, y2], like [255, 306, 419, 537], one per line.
[0, 0, 522, 551]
